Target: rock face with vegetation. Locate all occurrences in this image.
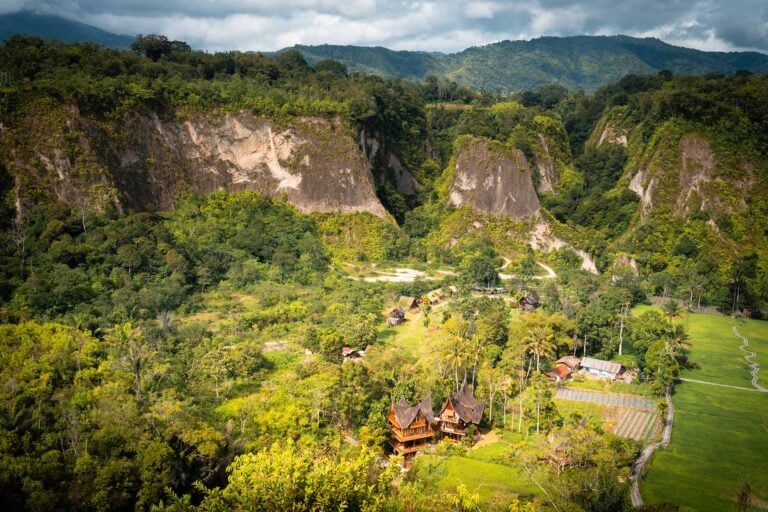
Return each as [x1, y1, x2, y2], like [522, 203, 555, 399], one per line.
[448, 137, 540, 218]
[5, 107, 388, 218]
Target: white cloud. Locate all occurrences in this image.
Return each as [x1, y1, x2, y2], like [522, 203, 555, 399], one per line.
[11, 0, 768, 53]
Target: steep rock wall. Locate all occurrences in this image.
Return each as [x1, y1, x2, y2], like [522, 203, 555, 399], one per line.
[627, 131, 753, 219]
[6, 106, 388, 218]
[447, 138, 540, 218]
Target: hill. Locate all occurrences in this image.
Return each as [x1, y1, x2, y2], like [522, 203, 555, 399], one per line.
[0, 11, 133, 48]
[294, 35, 768, 93]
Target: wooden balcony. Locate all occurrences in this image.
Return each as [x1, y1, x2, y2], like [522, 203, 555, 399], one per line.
[390, 428, 434, 443]
[440, 424, 467, 436]
[389, 438, 429, 455]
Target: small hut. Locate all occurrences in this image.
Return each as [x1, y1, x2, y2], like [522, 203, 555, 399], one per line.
[398, 296, 419, 309]
[519, 290, 540, 311]
[387, 307, 406, 326]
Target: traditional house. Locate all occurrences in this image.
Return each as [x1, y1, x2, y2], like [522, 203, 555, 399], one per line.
[545, 364, 571, 383]
[518, 290, 540, 311]
[387, 307, 406, 326]
[580, 357, 624, 380]
[388, 395, 435, 467]
[398, 296, 419, 310]
[341, 346, 365, 360]
[556, 355, 581, 371]
[546, 355, 581, 382]
[425, 289, 444, 305]
[438, 382, 484, 441]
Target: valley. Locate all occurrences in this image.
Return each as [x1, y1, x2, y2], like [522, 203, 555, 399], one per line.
[0, 33, 767, 512]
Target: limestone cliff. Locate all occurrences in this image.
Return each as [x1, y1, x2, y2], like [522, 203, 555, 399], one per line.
[4, 104, 388, 219]
[447, 137, 540, 219]
[626, 130, 754, 219]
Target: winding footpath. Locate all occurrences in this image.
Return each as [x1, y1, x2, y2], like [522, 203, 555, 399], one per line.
[733, 326, 767, 392]
[630, 391, 675, 507]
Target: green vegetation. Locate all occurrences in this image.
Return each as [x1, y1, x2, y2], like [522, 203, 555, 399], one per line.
[641, 314, 768, 511]
[1, 33, 768, 512]
[296, 36, 768, 93]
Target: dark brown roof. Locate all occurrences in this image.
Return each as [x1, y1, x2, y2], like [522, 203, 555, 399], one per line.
[393, 395, 434, 428]
[556, 356, 581, 369]
[443, 382, 484, 424]
[389, 307, 406, 319]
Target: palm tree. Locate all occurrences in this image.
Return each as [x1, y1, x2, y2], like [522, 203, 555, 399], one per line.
[523, 326, 556, 372]
[666, 322, 691, 357]
[663, 299, 684, 324]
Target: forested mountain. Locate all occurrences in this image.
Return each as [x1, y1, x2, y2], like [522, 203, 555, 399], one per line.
[1, 35, 767, 511]
[0, 12, 133, 49]
[294, 36, 768, 93]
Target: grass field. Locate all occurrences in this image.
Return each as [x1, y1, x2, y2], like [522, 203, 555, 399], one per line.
[641, 314, 768, 511]
[417, 447, 538, 508]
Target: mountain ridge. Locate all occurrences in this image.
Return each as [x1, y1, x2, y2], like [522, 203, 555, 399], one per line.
[0, 11, 134, 49]
[293, 35, 768, 92]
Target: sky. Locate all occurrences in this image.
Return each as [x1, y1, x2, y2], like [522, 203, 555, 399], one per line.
[3, 0, 767, 54]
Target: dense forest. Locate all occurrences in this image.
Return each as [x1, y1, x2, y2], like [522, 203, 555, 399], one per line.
[0, 35, 767, 511]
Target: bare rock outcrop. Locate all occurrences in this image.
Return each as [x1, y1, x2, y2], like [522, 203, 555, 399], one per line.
[448, 138, 540, 219]
[533, 133, 557, 194]
[7, 107, 388, 219]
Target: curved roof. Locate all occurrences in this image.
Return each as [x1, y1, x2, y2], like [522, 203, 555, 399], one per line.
[392, 395, 434, 428]
[443, 382, 484, 425]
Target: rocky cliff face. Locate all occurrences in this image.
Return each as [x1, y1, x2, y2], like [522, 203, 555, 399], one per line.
[447, 137, 540, 218]
[627, 131, 754, 219]
[5, 105, 388, 219]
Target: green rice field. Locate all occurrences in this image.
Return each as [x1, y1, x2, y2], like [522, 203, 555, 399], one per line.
[641, 313, 768, 511]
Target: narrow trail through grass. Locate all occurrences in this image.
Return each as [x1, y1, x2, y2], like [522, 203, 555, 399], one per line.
[733, 326, 767, 392]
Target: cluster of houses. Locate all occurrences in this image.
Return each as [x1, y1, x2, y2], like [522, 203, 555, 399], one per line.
[388, 382, 484, 467]
[545, 355, 631, 383]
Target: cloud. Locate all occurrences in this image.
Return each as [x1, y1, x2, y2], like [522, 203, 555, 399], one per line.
[11, 0, 768, 53]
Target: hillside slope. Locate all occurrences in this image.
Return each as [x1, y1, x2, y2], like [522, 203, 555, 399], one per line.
[0, 12, 133, 48]
[295, 36, 768, 93]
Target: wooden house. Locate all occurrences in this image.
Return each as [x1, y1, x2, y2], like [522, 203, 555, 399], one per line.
[387, 307, 406, 326]
[398, 296, 419, 310]
[546, 355, 581, 383]
[438, 382, 484, 441]
[341, 346, 365, 360]
[425, 289, 444, 305]
[519, 290, 540, 311]
[388, 395, 435, 467]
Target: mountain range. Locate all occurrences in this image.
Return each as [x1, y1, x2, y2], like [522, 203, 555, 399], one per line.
[294, 36, 768, 92]
[0, 11, 133, 49]
[2, 12, 768, 93]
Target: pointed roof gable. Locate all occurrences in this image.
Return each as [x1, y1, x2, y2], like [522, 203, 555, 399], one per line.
[392, 395, 434, 428]
[442, 381, 484, 425]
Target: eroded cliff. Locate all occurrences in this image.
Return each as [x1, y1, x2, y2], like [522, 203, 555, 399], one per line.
[447, 137, 540, 219]
[4, 104, 388, 219]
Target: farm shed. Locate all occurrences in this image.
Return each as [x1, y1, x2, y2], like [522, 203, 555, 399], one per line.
[580, 357, 624, 380]
[387, 307, 406, 326]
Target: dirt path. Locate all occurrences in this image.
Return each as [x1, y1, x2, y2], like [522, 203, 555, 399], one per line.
[498, 258, 557, 280]
[630, 391, 675, 507]
[678, 377, 767, 392]
[733, 326, 767, 392]
[472, 430, 500, 449]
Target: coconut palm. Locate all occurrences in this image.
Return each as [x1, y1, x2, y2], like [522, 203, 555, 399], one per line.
[663, 299, 684, 324]
[523, 326, 556, 372]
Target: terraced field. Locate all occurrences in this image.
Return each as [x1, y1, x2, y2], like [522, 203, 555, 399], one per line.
[554, 388, 660, 442]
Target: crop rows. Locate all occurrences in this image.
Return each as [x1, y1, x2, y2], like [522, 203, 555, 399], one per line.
[554, 388, 660, 442]
[554, 388, 656, 411]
